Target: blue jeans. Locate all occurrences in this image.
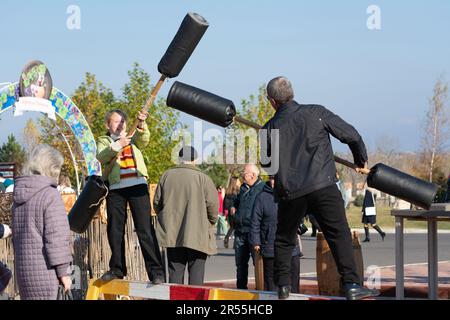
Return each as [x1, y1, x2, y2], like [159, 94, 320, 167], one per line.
[234, 232, 255, 289]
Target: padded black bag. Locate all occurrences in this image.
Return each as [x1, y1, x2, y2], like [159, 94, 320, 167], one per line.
[158, 12, 209, 78]
[367, 163, 438, 210]
[167, 81, 236, 127]
[68, 175, 108, 234]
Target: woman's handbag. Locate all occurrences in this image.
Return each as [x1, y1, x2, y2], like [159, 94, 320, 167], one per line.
[57, 285, 73, 300]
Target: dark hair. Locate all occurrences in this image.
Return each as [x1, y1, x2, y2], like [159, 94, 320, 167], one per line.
[225, 177, 241, 195]
[179, 146, 198, 162]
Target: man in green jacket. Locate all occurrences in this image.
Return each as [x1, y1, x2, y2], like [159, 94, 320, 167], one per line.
[153, 146, 218, 285]
[97, 109, 164, 284]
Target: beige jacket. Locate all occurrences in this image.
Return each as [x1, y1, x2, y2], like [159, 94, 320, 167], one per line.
[153, 165, 218, 255]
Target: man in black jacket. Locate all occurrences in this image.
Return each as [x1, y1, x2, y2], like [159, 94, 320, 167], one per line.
[261, 76, 378, 300]
[231, 164, 265, 289]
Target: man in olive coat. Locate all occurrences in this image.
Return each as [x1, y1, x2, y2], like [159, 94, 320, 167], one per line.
[154, 146, 218, 285]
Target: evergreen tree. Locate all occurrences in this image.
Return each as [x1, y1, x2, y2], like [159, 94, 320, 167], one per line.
[0, 134, 26, 173]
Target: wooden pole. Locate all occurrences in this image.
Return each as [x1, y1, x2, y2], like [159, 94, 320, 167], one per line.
[101, 74, 167, 180]
[127, 74, 167, 138]
[234, 115, 261, 130]
[233, 116, 370, 174]
[254, 250, 264, 291]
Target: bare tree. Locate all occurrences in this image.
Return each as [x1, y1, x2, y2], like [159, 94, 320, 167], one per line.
[421, 77, 449, 182]
[22, 119, 41, 153]
[372, 135, 401, 168]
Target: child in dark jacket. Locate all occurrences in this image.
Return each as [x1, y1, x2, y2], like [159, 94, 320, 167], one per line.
[0, 223, 12, 296]
[250, 177, 302, 293]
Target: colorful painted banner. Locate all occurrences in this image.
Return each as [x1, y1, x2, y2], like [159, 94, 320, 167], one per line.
[0, 83, 101, 176]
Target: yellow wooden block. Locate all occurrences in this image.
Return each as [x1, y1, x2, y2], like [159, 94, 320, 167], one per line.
[85, 279, 130, 300]
[97, 280, 130, 296]
[85, 279, 101, 300]
[209, 288, 259, 300]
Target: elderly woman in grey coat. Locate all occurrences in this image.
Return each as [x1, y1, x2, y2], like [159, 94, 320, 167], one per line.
[13, 145, 72, 300]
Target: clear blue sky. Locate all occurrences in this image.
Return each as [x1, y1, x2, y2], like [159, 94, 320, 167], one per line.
[1, 0, 449, 153]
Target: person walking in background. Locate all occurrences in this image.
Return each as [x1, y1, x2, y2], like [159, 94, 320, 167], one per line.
[57, 175, 75, 194]
[231, 164, 265, 289]
[223, 177, 241, 249]
[154, 146, 218, 285]
[97, 109, 165, 284]
[336, 172, 349, 209]
[361, 189, 386, 242]
[445, 174, 450, 203]
[250, 176, 301, 293]
[216, 186, 228, 239]
[12, 145, 72, 300]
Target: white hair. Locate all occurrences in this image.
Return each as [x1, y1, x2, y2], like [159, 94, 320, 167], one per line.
[244, 164, 260, 176]
[22, 144, 64, 182]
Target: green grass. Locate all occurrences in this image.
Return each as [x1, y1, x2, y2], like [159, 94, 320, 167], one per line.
[305, 206, 450, 230]
[345, 206, 450, 230]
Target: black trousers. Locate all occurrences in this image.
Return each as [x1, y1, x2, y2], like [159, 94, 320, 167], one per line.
[274, 184, 360, 286]
[309, 214, 321, 233]
[106, 184, 164, 280]
[167, 247, 207, 285]
[263, 255, 300, 293]
[234, 232, 255, 289]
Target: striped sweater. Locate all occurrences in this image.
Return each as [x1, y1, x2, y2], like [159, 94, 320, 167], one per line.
[109, 144, 147, 190]
[119, 145, 138, 180]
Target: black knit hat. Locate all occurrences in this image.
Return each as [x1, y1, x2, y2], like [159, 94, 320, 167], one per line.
[179, 146, 198, 162]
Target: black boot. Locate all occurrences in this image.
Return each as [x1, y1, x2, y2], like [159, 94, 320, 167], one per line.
[278, 285, 291, 299]
[100, 270, 124, 282]
[373, 225, 386, 241]
[363, 227, 370, 242]
[344, 283, 380, 300]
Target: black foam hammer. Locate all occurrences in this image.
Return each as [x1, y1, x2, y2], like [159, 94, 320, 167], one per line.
[166, 81, 438, 210]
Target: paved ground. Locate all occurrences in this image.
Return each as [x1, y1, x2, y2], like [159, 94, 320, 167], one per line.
[204, 232, 450, 282]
